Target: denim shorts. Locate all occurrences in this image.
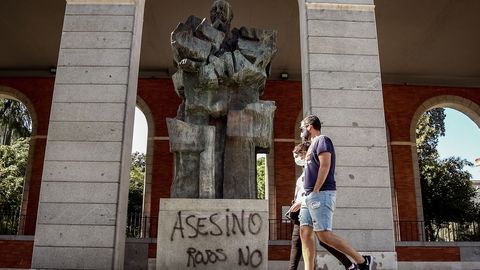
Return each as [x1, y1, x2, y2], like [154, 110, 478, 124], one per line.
[299, 190, 336, 231]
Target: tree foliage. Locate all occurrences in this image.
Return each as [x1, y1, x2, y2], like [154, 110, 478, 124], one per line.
[416, 108, 445, 166]
[0, 137, 29, 212]
[128, 152, 145, 213]
[421, 157, 476, 222]
[0, 99, 32, 145]
[416, 108, 479, 240]
[256, 156, 265, 199]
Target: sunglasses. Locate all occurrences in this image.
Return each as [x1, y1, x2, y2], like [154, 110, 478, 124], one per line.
[300, 124, 310, 130]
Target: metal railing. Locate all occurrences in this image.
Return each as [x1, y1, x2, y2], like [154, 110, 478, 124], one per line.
[0, 209, 27, 235]
[125, 214, 297, 240]
[5, 210, 478, 243]
[126, 215, 297, 240]
[0, 209, 155, 237]
[126, 212, 157, 238]
[394, 220, 480, 242]
[269, 219, 295, 241]
[394, 220, 425, 241]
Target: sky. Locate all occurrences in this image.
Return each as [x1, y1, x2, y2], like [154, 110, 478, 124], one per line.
[437, 108, 480, 180]
[131, 107, 480, 179]
[131, 107, 148, 154]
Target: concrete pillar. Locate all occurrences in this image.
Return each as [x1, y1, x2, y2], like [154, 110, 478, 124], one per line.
[298, 0, 397, 268]
[32, 0, 145, 269]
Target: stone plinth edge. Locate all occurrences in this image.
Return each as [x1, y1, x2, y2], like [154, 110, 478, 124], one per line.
[157, 198, 269, 270]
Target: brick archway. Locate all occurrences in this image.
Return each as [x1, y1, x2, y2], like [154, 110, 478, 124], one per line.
[408, 95, 480, 237]
[0, 78, 54, 236]
[0, 86, 37, 135]
[410, 95, 480, 140]
[135, 97, 155, 237]
[383, 84, 480, 241]
[0, 86, 38, 235]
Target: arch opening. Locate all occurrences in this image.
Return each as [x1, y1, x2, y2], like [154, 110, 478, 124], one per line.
[0, 87, 35, 235]
[409, 96, 480, 241]
[126, 101, 155, 238]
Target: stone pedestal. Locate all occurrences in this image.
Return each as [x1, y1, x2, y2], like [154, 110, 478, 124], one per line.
[31, 1, 145, 269]
[156, 199, 268, 270]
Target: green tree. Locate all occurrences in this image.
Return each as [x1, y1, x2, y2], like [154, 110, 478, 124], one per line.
[0, 137, 29, 212]
[0, 99, 32, 145]
[416, 108, 445, 167]
[416, 108, 479, 240]
[128, 152, 145, 213]
[256, 156, 265, 199]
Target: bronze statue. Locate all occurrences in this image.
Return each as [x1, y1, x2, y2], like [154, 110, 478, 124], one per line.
[167, 0, 277, 199]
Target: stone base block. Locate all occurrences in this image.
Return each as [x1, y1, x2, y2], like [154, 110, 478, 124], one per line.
[398, 262, 480, 270]
[124, 239, 149, 270]
[156, 199, 268, 270]
[316, 251, 397, 270]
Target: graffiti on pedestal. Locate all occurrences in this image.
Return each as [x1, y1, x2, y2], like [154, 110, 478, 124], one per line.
[169, 209, 264, 268]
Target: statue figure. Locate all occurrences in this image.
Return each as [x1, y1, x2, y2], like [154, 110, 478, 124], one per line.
[167, 0, 277, 199]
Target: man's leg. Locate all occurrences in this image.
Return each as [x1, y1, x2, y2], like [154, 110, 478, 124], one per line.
[299, 195, 316, 270]
[316, 231, 364, 263]
[308, 191, 373, 270]
[300, 225, 316, 270]
[318, 240, 354, 269]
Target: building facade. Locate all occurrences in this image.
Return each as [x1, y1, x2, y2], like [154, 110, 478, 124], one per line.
[0, 0, 479, 269]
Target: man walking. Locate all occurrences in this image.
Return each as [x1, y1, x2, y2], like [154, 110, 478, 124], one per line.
[299, 115, 373, 270]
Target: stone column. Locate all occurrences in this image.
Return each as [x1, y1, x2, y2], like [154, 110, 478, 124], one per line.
[31, 0, 145, 269]
[299, 0, 397, 268]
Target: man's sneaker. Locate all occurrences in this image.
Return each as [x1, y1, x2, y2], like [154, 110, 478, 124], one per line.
[347, 263, 359, 270]
[358, 255, 373, 270]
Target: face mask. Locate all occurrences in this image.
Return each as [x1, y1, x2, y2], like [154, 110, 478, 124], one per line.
[300, 127, 309, 141]
[295, 156, 306, 167]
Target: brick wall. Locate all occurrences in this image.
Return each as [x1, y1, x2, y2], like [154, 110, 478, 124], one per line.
[268, 245, 291, 260]
[23, 139, 46, 234]
[390, 144, 419, 240]
[0, 240, 33, 268]
[396, 246, 460, 261]
[263, 81, 302, 219]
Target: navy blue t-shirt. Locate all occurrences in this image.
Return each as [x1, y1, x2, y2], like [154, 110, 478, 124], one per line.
[304, 135, 336, 195]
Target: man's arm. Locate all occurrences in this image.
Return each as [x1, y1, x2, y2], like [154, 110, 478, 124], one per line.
[312, 152, 331, 193]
